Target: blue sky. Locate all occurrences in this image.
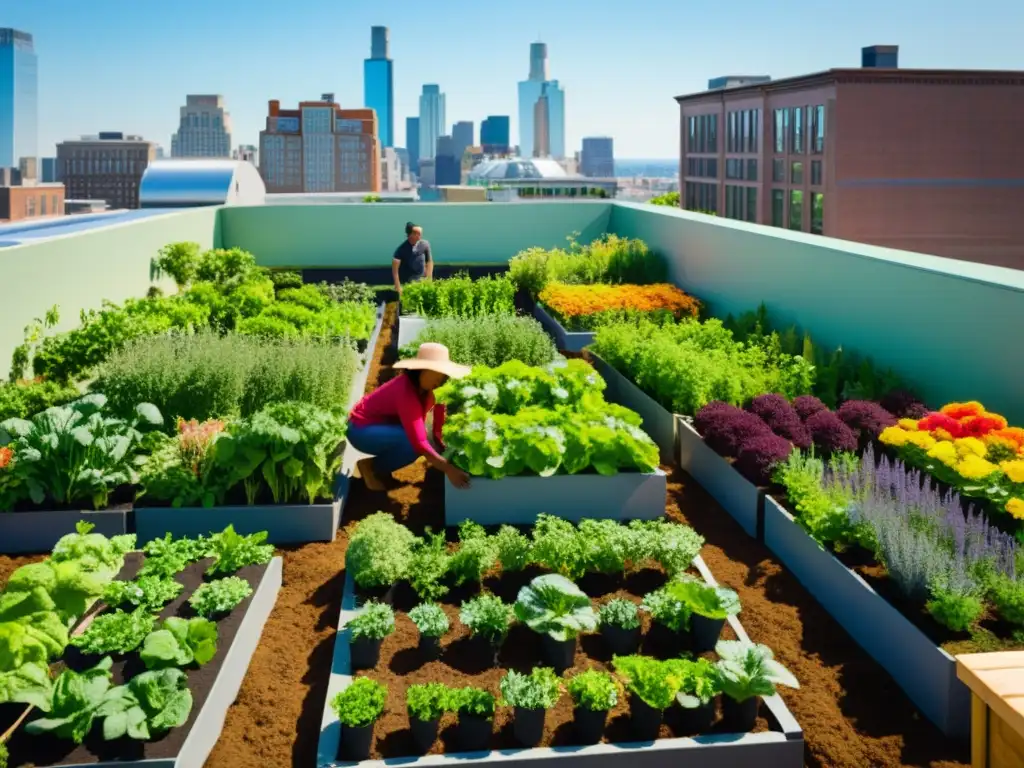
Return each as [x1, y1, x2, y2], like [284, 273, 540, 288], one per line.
[5, 0, 1022, 159]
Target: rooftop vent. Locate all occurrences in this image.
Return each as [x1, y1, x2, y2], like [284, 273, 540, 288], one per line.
[862, 45, 899, 68]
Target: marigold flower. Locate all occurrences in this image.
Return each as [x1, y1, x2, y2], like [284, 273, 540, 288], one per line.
[538, 282, 701, 319]
[879, 426, 910, 447]
[918, 412, 966, 439]
[904, 431, 937, 451]
[955, 454, 999, 481]
[984, 436, 1021, 462]
[1007, 498, 1024, 521]
[954, 437, 988, 458]
[0, 446, 13, 470]
[898, 418, 920, 431]
[993, 428, 1024, 450]
[940, 401, 985, 420]
[1001, 460, 1024, 485]
[927, 441, 959, 467]
[961, 415, 1008, 438]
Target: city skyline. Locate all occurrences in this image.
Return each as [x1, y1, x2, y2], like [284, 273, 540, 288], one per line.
[5, 0, 1021, 160]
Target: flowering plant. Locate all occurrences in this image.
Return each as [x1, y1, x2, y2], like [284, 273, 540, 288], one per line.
[539, 282, 700, 331]
[879, 401, 1024, 520]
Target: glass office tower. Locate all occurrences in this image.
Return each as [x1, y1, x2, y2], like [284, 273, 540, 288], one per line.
[0, 28, 38, 169]
[363, 27, 394, 147]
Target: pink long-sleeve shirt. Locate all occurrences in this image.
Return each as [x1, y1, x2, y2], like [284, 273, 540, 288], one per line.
[348, 374, 446, 460]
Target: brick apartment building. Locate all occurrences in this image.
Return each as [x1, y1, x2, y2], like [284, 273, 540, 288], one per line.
[57, 133, 156, 210]
[0, 164, 65, 223]
[676, 46, 1024, 268]
[259, 98, 381, 194]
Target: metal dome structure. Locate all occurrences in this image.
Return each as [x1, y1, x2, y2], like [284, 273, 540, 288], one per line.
[467, 157, 569, 181]
[139, 159, 266, 208]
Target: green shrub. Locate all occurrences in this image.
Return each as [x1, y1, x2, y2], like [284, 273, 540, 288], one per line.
[566, 669, 619, 711]
[401, 314, 557, 368]
[408, 603, 450, 638]
[494, 525, 533, 572]
[270, 270, 304, 294]
[346, 513, 417, 588]
[401, 273, 515, 318]
[460, 594, 514, 646]
[499, 668, 561, 710]
[450, 686, 495, 719]
[319, 279, 378, 305]
[508, 235, 666, 296]
[407, 683, 450, 721]
[331, 677, 387, 727]
[154, 242, 202, 290]
[347, 602, 395, 642]
[0, 378, 80, 421]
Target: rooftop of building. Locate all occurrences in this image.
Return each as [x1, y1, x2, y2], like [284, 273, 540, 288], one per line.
[468, 157, 570, 180]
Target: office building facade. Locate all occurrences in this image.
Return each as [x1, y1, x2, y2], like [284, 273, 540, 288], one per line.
[676, 46, 1024, 268]
[581, 137, 614, 177]
[452, 121, 474, 165]
[364, 26, 394, 148]
[434, 135, 460, 186]
[41, 156, 58, 182]
[259, 99, 381, 193]
[517, 42, 565, 159]
[480, 115, 510, 155]
[0, 28, 38, 169]
[405, 116, 420, 177]
[418, 85, 445, 162]
[57, 133, 155, 210]
[170, 95, 232, 158]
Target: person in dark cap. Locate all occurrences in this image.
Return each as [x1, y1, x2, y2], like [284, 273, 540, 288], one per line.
[392, 222, 433, 296]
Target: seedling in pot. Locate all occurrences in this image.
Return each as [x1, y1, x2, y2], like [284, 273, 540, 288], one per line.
[640, 586, 692, 652]
[612, 654, 689, 741]
[346, 602, 395, 670]
[715, 640, 798, 732]
[494, 525, 533, 572]
[599, 598, 641, 655]
[459, 594, 513, 665]
[408, 530, 451, 601]
[331, 677, 387, 762]
[449, 520, 498, 587]
[449, 686, 495, 752]
[514, 574, 597, 672]
[499, 668, 562, 747]
[674, 657, 722, 733]
[406, 682, 451, 753]
[565, 669, 620, 744]
[661, 575, 741, 653]
[408, 602, 450, 659]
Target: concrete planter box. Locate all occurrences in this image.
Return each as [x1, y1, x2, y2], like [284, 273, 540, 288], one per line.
[762, 496, 970, 740]
[676, 418, 762, 539]
[532, 303, 594, 353]
[316, 559, 802, 768]
[397, 314, 428, 348]
[444, 470, 667, 526]
[0, 508, 129, 555]
[135, 498, 342, 545]
[588, 353, 678, 464]
[347, 303, 386, 410]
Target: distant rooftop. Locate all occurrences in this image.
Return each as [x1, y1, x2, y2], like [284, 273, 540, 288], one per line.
[707, 75, 771, 90]
[0, 209, 173, 247]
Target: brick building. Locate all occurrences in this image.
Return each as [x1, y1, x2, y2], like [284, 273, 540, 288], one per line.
[0, 181, 64, 222]
[56, 133, 156, 210]
[676, 47, 1024, 268]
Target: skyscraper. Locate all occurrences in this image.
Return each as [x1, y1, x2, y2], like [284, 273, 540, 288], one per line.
[0, 29, 38, 169]
[452, 121, 474, 164]
[480, 116, 510, 155]
[581, 136, 614, 177]
[435, 135, 460, 186]
[406, 116, 420, 176]
[418, 85, 445, 162]
[171, 95, 232, 158]
[517, 42, 565, 159]
[364, 26, 394, 148]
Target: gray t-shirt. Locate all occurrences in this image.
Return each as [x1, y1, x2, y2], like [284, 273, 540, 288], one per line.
[393, 239, 431, 282]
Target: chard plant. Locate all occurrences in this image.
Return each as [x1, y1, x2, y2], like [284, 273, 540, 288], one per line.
[188, 576, 253, 617]
[140, 617, 218, 669]
[566, 669, 619, 711]
[408, 603, 450, 638]
[347, 602, 395, 642]
[25, 656, 115, 744]
[714, 640, 799, 702]
[499, 668, 561, 710]
[459, 594, 514, 647]
[513, 574, 598, 641]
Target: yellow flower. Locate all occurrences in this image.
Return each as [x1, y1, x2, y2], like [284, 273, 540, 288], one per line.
[927, 442, 959, 467]
[956, 454, 999, 481]
[879, 426, 910, 447]
[933, 428, 956, 442]
[954, 437, 988, 458]
[898, 418, 920, 431]
[1001, 460, 1024, 485]
[1007, 498, 1024, 521]
[904, 431, 937, 450]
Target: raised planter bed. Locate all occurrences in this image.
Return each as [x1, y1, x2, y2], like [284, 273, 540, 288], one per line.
[315, 554, 803, 768]
[532, 303, 593, 353]
[762, 496, 970, 740]
[443, 470, 667, 526]
[347, 303, 386, 411]
[587, 354, 677, 464]
[0, 507, 129, 555]
[3, 554, 284, 768]
[397, 314, 428, 349]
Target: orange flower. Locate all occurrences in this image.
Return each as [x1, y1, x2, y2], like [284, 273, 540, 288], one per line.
[940, 402, 985, 420]
[539, 283, 700, 319]
[0, 446, 12, 470]
[992, 428, 1024, 451]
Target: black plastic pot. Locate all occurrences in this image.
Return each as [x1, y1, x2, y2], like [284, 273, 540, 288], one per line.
[357, 582, 396, 606]
[410, 716, 440, 753]
[338, 722, 374, 761]
[349, 637, 382, 670]
[513, 706, 546, 747]
[419, 634, 442, 660]
[542, 634, 575, 672]
[628, 693, 663, 741]
[573, 706, 609, 745]
[455, 714, 493, 752]
[690, 615, 726, 654]
[601, 624, 641, 656]
[676, 697, 717, 733]
[721, 696, 759, 732]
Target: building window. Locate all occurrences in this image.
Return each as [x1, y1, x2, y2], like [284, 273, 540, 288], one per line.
[772, 189, 785, 227]
[811, 193, 824, 234]
[727, 112, 737, 153]
[707, 114, 718, 152]
[746, 159, 758, 181]
[811, 105, 825, 153]
[685, 181, 719, 214]
[745, 187, 757, 223]
[792, 107, 804, 154]
[772, 158, 785, 182]
[726, 158, 742, 179]
[705, 158, 718, 178]
[773, 110, 785, 153]
[811, 160, 822, 186]
[791, 161, 804, 185]
[789, 190, 804, 230]
[41, 195, 46, 215]
[741, 111, 750, 154]
[687, 117, 696, 152]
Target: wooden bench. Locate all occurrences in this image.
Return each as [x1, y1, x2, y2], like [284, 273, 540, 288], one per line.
[957, 652, 1024, 767]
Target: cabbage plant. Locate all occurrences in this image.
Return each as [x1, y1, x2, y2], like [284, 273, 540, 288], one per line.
[513, 574, 598, 641]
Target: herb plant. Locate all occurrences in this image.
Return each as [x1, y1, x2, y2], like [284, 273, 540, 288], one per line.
[513, 574, 598, 641]
[494, 525, 533, 572]
[140, 617, 218, 669]
[450, 686, 496, 719]
[714, 640, 799, 702]
[407, 682, 450, 722]
[675, 657, 722, 708]
[401, 273, 515, 318]
[331, 677, 387, 727]
[566, 669, 619, 711]
[612, 655, 689, 710]
[408, 603, 450, 638]
[448, 521, 498, 585]
[599, 599, 640, 630]
[347, 602, 395, 642]
[25, 656, 115, 744]
[188, 576, 253, 617]
[400, 314, 558, 368]
[97, 667, 193, 740]
[206, 525, 275, 576]
[346, 513, 416, 589]
[499, 668, 561, 710]
[70, 609, 156, 656]
[640, 587, 691, 632]
[459, 594, 514, 646]
[139, 533, 211, 578]
[408, 531, 451, 600]
[103, 576, 183, 613]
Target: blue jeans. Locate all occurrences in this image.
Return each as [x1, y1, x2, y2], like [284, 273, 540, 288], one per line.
[346, 422, 420, 474]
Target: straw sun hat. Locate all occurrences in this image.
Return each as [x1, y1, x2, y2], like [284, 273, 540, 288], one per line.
[392, 343, 471, 379]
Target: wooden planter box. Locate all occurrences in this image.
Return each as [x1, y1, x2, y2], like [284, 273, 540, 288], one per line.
[444, 470, 667, 526]
[762, 496, 970, 740]
[532, 303, 594, 353]
[957, 652, 1024, 766]
[0, 508, 129, 555]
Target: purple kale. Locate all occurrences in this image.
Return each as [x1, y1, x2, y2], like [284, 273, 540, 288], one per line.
[805, 410, 858, 455]
[747, 394, 812, 449]
[837, 400, 897, 446]
[698, 407, 773, 459]
[734, 433, 793, 486]
[693, 401, 739, 435]
[792, 395, 828, 421]
[880, 389, 929, 420]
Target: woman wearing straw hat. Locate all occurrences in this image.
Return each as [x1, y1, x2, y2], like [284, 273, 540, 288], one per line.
[348, 342, 472, 492]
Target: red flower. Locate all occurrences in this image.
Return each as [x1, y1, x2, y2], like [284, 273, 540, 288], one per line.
[960, 415, 1007, 438]
[918, 412, 966, 439]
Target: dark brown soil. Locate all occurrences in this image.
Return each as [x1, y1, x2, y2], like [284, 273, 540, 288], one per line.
[3, 554, 269, 767]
